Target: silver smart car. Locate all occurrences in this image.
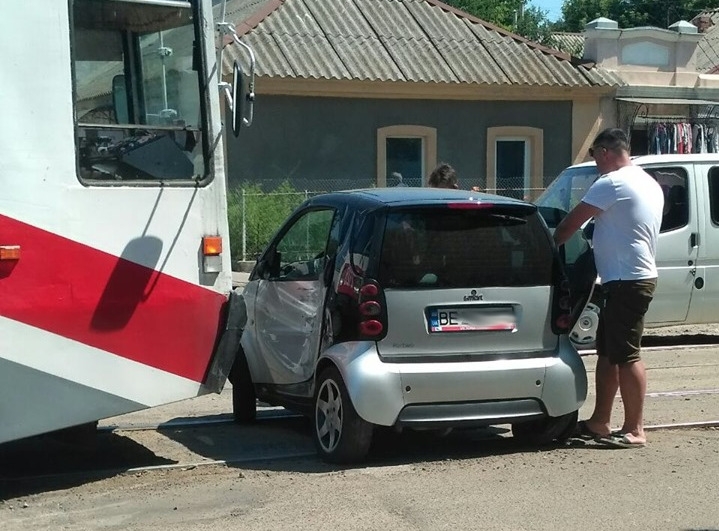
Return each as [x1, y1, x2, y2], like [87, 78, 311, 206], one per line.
[230, 188, 592, 463]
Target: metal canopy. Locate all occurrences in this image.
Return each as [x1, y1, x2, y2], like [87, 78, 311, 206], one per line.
[616, 96, 719, 106]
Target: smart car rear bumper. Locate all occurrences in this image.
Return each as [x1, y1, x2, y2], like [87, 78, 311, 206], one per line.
[322, 336, 587, 427]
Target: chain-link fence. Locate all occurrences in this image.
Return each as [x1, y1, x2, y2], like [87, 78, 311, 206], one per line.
[228, 178, 548, 264]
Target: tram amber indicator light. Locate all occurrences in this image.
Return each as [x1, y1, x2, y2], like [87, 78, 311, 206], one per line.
[202, 236, 223, 256]
[0, 245, 21, 261]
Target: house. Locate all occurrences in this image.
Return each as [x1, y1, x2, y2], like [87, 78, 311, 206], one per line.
[550, 11, 719, 155]
[580, 17, 719, 154]
[218, 0, 622, 198]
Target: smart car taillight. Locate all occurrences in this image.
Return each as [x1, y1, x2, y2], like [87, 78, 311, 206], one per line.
[359, 300, 381, 317]
[359, 320, 384, 336]
[357, 279, 387, 339]
[552, 278, 572, 335]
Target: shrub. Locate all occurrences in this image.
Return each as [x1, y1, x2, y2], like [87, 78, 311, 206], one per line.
[227, 181, 308, 263]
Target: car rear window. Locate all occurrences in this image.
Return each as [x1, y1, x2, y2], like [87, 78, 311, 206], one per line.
[378, 206, 554, 289]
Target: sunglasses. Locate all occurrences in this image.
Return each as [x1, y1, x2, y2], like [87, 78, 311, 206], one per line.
[588, 145, 608, 157]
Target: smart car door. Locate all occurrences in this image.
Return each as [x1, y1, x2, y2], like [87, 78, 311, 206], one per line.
[251, 208, 337, 385]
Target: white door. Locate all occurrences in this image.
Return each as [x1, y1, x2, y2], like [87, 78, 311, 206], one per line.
[686, 163, 719, 323]
[642, 165, 697, 324]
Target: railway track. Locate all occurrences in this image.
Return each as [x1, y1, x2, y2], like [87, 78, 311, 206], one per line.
[2, 342, 719, 487]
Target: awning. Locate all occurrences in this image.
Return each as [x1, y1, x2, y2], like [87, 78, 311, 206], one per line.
[616, 97, 719, 106]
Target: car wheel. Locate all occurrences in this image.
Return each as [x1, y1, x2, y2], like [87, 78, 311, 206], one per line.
[229, 346, 256, 423]
[512, 410, 578, 446]
[570, 301, 601, 350]
[313, 366, 373, 463]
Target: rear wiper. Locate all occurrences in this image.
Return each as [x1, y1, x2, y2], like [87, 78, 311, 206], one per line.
[489, 214, 527, 225]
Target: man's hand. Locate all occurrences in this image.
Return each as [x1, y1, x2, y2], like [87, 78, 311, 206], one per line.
[553, 201, 602, 246]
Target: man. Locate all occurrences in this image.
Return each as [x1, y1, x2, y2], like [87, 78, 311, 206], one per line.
[553, 128, 664, 448]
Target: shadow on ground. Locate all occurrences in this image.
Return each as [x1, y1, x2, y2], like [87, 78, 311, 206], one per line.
[0, 430, 175, 500]
[642, 334, 719, 347]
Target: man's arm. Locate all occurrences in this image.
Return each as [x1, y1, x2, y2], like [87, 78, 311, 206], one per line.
[553, 201, 602, 246]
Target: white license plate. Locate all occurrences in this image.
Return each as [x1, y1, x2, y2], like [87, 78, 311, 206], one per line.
[427, 306, 516, 333]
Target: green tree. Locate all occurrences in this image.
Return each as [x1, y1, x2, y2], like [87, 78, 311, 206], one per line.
[557, 0, 716, 32]
[442, 0, 554, 44]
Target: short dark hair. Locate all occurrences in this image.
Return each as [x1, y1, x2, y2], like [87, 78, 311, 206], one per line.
[428, 163, 458, 188]
[592, 128, 630, 154]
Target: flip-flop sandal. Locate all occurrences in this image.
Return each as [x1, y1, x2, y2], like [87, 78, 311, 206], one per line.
[573, 420, 607, 440]
[597, 433, 646, 449]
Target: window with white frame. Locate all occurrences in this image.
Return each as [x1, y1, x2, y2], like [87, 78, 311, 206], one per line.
[486, 127, 544, 201]
[377, 126, 437, 187]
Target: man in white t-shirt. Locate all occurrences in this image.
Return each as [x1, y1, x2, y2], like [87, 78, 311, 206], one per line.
[554, 128, 664, 448]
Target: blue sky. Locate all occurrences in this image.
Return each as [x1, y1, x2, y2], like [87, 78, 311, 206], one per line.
[533, 0, 564, 22]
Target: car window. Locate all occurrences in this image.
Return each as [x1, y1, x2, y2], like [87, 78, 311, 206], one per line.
[275, 209, 335, 281]
[378, 206, 554, 289]
[535, 166, 599, 214]
[643, 167, 689, 233]
[350, 214, 377, 275]
[709, 167, 719, 225]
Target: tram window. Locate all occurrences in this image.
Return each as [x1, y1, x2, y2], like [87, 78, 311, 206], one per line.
[71, 0, 208, 184]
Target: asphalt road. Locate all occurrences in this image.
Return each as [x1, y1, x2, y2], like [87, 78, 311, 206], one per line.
[2, 343, 719, 530]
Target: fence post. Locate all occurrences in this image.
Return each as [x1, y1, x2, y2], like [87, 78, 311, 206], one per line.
[304, 190, 309, 253]
[241, 188, 247, 262]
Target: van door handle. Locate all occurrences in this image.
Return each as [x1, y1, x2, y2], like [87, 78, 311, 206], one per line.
[690, 233, 699, 248]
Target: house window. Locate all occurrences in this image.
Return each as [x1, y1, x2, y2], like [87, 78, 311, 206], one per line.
[495, 138, 530, 200]
[377, 126, 437, 187]
[486, 127, 544, 201]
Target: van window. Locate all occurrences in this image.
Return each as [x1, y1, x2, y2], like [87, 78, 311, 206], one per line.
[708, 168, 719, 225]
[644, 167, 689, 232]
[378, 206, 554, 289]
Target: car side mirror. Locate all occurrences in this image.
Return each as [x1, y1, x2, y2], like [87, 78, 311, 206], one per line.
[256, 250, 281, 279]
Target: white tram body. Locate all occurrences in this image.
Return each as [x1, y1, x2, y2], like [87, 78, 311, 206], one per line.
[0, 0, 245, 443]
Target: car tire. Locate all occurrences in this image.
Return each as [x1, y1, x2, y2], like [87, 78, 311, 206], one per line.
[313, 366, 373, 463]
[229, 346, 256, 423]
[512, 410, 578, 446]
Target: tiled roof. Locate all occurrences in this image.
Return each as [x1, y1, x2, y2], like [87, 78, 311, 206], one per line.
[549, 32, 585, 58]
[218, 0, 621, 87]
[693, 9, 719, 72]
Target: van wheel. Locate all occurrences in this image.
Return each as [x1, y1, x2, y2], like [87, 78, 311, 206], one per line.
[313, 367, 373, 463]
[570, 301, 601, 350]
[229, 347, 256, 423]
[512, 410, 578, 446]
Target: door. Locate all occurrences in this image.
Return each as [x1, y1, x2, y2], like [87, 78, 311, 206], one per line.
[687, 164, 719, 323]
[251, 208, 338, 385]
[643, 165, 697, 324]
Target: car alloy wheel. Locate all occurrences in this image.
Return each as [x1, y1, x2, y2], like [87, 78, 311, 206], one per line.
[313, 367, 373, 463]
[315, 376, 343, 454]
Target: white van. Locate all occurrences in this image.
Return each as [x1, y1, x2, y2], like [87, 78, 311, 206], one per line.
[536, 153, 719, 347]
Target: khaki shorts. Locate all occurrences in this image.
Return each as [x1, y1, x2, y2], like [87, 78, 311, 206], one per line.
[596, 279, 657, 365]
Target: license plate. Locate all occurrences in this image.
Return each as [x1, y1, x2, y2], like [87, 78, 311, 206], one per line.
[427, 306, 516, 333]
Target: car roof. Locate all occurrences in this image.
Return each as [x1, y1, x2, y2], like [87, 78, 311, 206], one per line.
[566, 153, 719, 171]
[312, 187, 531, 208]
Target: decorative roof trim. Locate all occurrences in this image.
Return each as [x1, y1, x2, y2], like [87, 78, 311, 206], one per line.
[234, 0, 284, 37]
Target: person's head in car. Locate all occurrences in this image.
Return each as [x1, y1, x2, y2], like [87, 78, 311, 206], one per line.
[428, 163, 481, 191]
[427, 163, 458, 189]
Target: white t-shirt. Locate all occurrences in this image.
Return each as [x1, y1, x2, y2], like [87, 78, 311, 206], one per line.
[581, 164, 664, 282]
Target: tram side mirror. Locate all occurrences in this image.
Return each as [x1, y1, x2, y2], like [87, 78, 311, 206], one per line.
[231, 61, 243, 137]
